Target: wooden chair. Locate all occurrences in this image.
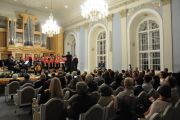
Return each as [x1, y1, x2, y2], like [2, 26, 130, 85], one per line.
[174, 99, 180, 120]
[20, 83, 34, 89]
[40, 98, 66, 120]
[79, 104, 105, 120]
[4, 81, 19, 102]
[104, 101, 116, 120]
[14, 86, 37, 113]
[161, 104, 174, 120]
[149, 113, 162, 120]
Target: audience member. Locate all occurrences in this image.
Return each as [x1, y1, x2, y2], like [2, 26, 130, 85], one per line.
[145, 85, 171, 119]
[9, 74, 19, 83]
[142, 75, 153, 93]
[98, 84, 114, 107]
[165, 76, 180, 104]
[67, 82, 96, 120]
[134, 77, 144, 96]
[39, 77, 64, 104]
[117, 77, 134, 98]
[112, 96, 137, 120]
[20, 74, 33, 86]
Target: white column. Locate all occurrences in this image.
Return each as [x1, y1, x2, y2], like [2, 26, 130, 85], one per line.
[107, 15, 113, 69]
[161, 0, 173, 71]
[120, 9, 128, 70]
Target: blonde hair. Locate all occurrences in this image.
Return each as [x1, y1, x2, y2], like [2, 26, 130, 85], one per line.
[49, 77, 63, 98]
[124, 77, 133, 89]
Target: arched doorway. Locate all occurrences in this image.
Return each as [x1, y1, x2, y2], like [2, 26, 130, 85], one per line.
[88, 24, 108, 71]
[64, 34, 76, 56]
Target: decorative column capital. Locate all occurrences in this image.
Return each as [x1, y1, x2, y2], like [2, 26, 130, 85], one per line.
[161, 0, 171, 5]
[120, 9, 128, 18]
[83, 23, 89, 29]
[107, 14, 113, 21]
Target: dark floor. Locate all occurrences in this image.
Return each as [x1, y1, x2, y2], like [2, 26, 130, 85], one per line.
[0, 96, 32, 120]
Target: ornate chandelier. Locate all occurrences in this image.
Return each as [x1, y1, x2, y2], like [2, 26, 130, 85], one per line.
[42, 0, 60, 37]
[81, 0, 108, 22]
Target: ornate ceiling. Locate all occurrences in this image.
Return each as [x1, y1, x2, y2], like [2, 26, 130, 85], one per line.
[0, 0, 138, 27]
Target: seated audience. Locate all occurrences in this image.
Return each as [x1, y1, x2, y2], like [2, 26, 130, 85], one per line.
[165, 76, 180, 104]
[67, 81, 96, 120]
[145, 85, 171, 119]
[134, 77, 144, 96]
[9, 74, 19, 83]
[142, 75, 153, 93]
[117, 77, 134, 98]
[34, 73, 46, 89]
[112, 95, 137, 120]
[110, 72, 123, 90]
[94, 70, 104, 86]
[98, 84, 114, 107]
[20, 74, 33, 86]
[39, 77, 64, 104]
[159, 71, 167, 85]
[152, 75, 160, 90]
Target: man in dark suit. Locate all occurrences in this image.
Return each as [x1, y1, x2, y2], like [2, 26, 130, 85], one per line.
[72, 56, 78, 71]
[6, 54, 15, 71]
[64, 52, 72, 73]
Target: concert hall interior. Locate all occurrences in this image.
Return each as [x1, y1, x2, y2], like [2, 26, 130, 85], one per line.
[0, 0, 180, 120]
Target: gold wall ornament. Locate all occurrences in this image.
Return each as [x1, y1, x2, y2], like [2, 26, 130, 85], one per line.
[120, 9, 128, 18]
[107, 14, 113, 22]
[161, 0, 171, 5]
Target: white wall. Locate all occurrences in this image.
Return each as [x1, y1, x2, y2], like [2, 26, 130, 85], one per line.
[172, 0, 180, 72]
[112, 13, 122, 71]
[79, 27, 86, 71]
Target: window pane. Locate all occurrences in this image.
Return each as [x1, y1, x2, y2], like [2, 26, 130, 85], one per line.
[150, 52, 160, 71]
[149, 30, 160, 50]
[149, 20, 159, 29]
[139, 53, 149, 71]
[139, 32, 148, 51]
[97, 31, 106, 67]
[139, 21, 148, 31]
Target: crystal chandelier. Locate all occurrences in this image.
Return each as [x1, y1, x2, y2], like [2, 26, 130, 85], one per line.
[42, 0, 60, 37]
[81, 0, 108, 22]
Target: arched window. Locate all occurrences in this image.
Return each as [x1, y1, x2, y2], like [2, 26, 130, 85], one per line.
[97, 31, 106, 67]
[138, 19, 160, 71]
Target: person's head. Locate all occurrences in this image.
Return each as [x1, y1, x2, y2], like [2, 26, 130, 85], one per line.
[88, 81, 98, 92]
[99, 85, 113, 96]
[144, 75, 152, 83]
[164, 68, 168, 73]
[124, 77, 133, 89]
[160, 71, 167, 79]
[24, 74, 30, 80]
[76, 81, 88, 95]
[77, 69, 81, 75]
[157, 85, 171, 98]
[97, 70, 102, 76]
[165, 76, 177, 88]
[115, 73, 123, 85]
[40, 73, 46, 80]
[134, 77, 143, 85]
[51, 72, 56, 78]
[102, 71, 111, 85]
[65, 73, 72, 84]
[85, 74, 94, 84]
[12, 74, 18, 80]
[49, 77, 63, 98]
[44, 70, 49, 77]
[67, 52, 70, 55]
